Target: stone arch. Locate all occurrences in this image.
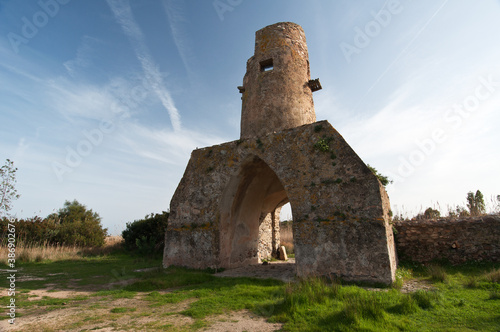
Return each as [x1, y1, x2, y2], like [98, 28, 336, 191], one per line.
[164, 120, 397, 284]
[219, 155, 290, 268]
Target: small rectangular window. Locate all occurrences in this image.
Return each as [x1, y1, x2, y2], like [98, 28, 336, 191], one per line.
[260, 58, 273, 72]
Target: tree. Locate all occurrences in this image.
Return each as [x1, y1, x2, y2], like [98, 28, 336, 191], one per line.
[0, 159, 20, 217]
[122, 211, 169, 255]
[424, 207, 440, 219]
[466, 190, 486, 216]
[447, 205, 470, 218]
[47, 200, 108, 247]
[367, 164, 392, 187]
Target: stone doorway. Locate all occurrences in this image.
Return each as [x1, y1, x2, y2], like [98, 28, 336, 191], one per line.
[279, 202, 294, 261]
[219, 155, 293, 269]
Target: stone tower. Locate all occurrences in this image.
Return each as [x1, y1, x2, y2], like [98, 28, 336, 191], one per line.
[239, 22, 319, 139]
[164, 22, 397, 285]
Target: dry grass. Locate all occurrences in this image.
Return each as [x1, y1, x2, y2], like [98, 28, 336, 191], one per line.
[0, 236, 124, 264]
[483, 268, 500, 283]
[0, 242, 81, 263]
[82, 235, 124, 256]
[280, 222, 294, 254]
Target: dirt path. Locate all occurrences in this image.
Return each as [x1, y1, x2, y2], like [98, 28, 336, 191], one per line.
[1, 291, 283, 332]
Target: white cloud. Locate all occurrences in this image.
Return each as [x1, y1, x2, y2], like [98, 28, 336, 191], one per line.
[117, 122, 226, 165]
[63, 36, 102, 77]
[107, 0, 182, 131]
[162, 0, 198, 85]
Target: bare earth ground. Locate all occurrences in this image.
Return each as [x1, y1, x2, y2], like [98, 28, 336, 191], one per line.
[1, 290, 281, 332]
[214, 258, 296, 282]
[1, 260, 431, 331]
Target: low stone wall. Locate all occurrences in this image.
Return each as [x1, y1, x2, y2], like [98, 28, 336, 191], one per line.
[394, 216, 500, 264]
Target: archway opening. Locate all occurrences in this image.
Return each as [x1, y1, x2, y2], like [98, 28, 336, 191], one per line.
[279, 202, 294, 259]
[219, 156, 293, 268]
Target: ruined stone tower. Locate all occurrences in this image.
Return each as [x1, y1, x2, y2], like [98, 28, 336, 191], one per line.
[240, 22, 317, 138]
[164, 22, 397, 285]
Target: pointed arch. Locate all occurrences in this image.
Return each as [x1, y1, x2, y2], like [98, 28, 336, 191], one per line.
[219, 155, 290, 268]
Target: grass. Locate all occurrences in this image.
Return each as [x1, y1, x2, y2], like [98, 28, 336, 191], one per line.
[426, 264, 448, 283]
[110, 307, 136, 313]
[131, 267, 283, 319]
[0, 245, 499, 331]
[0, 235, 124, 264]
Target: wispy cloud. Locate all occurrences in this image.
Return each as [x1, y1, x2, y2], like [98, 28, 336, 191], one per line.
[118, 122, 225, 164]
[162, 0, 197, 86]
[106, 0, 181, 131]
[353, 0, 450, 110]
[63, 36, 102, 77]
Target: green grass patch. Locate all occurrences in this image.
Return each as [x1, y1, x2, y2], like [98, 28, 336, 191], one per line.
[0, 253, 162, 290]
[94, 289, 137, 299]
[110, 307, 136, 313]
[124, 266, 216, 292]
[138, 268, 283, 324]
[1, 251, 498, 331]
[427, 264, 448, 283]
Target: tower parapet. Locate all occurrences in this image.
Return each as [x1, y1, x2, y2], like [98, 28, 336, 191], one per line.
[239, 22, 318, 139]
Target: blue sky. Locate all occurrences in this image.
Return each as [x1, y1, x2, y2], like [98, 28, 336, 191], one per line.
[1, 0, 499, 234]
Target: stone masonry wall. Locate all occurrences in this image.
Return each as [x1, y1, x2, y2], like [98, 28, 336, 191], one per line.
[258, 212, 274, 260]
[394, 216, 500, 264]
[240, 22, 316, 139]
[164, 120, 397, 284]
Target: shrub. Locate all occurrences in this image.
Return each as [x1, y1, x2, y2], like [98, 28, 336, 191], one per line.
[0, 216, 58, 245]
[47, 200, 107, 247]
[0, 200, 107, 247]
[424, 207, 440, 219]
[122, 211, 169, 255]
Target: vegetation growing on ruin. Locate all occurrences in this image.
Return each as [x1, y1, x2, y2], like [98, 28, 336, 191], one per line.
[314, 137, 333, 152]
[367, 164, 392, 187]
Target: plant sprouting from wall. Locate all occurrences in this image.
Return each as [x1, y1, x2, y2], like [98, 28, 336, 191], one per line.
[314, 137, 333, 152]
[367, 164, 392, 187]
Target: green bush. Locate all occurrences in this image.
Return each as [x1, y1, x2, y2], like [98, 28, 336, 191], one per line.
[47, 200, 107, 247]
[122, 211, 169, 255]
[0, 216, 58, 245]
[0, 200, 107, 247]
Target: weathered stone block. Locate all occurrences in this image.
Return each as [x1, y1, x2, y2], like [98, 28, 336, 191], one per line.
[279, 246, 288, 261]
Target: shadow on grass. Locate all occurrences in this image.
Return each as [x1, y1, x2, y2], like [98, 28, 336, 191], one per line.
[124, 266, 285, 320]
[0, 252, 163, 292]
